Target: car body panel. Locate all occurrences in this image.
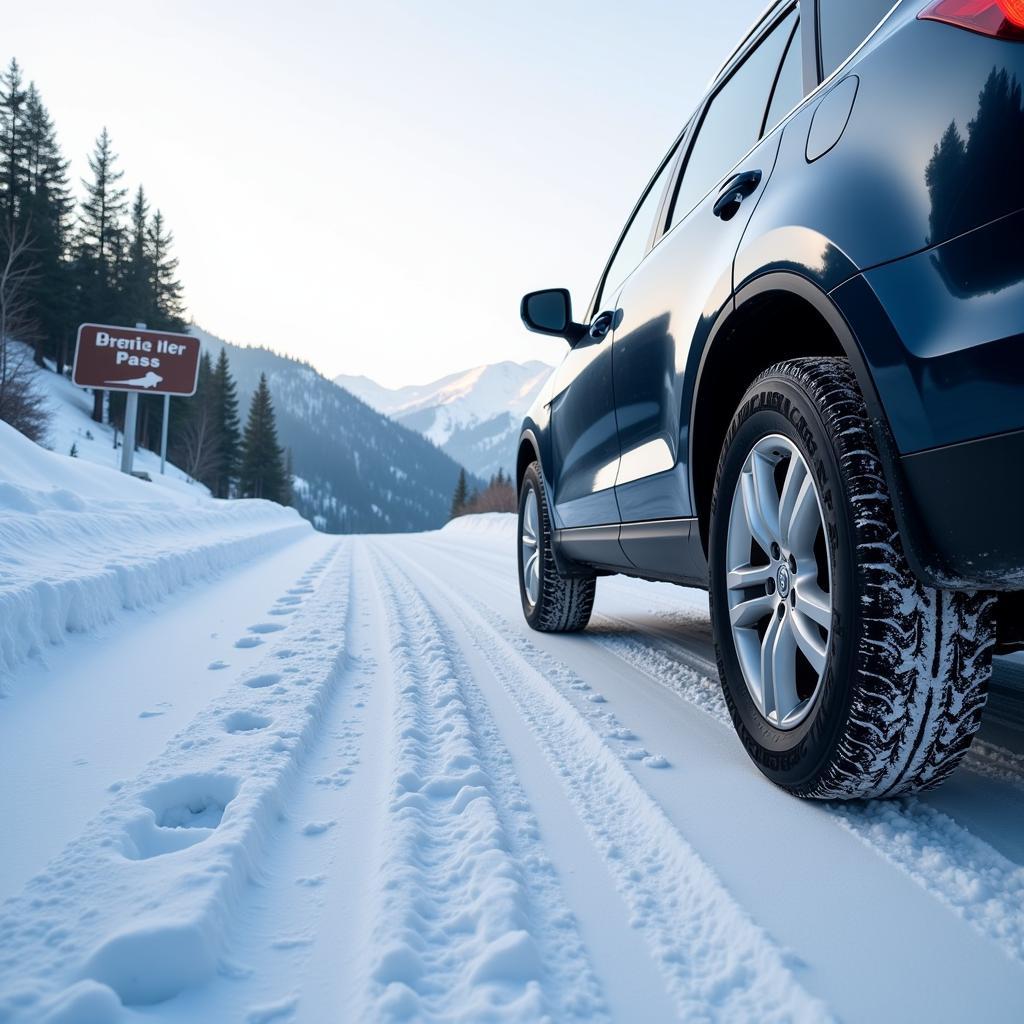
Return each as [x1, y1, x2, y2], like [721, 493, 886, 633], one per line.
[854, 208, 1024, 454]
[546, 332, 622, 529]
[611, 130, 784, 529]
[519, 2, 1024, 592]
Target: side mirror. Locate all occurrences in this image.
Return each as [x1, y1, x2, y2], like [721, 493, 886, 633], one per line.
[520, 288, 586, 345]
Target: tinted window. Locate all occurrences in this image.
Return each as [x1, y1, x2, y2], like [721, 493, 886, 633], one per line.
[763, 21, 803, 132]
[668, 8, 798, 229]
[819, 0, 892, 78]
[600, 142, 680, 304]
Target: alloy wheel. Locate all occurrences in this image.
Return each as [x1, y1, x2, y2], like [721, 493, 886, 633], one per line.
[725, 434, 833, 729]
[520, 486, 541, 607]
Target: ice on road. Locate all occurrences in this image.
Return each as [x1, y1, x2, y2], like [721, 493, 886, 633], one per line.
[2, 512, 1024, 1022]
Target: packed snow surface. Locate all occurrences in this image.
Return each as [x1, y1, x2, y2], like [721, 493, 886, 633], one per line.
[2, 502, 1024, 1021]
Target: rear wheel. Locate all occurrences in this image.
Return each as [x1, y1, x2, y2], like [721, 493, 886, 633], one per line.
[518, 461, 595, 633]
[709, 357, 995, 799]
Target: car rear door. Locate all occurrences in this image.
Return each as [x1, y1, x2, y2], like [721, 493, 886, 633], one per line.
[607, 4, 804, 574]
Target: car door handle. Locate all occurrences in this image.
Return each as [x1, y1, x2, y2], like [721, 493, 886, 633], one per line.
[713, 169, 762, 221]
[589, 310, 615, 340]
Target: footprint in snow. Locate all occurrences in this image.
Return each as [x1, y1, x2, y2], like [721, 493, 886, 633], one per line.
[224, 710, 271, 734]
[245, 996, 299, 1024]
[302, 820, 336, 836]
[138, 710, 165, 719]
[235, 636, 263, 649]
[245, 673, 282, 690]
[587, 693, 607, 703]
[249, 622, 285, 635]
[644, 755, 670, 769]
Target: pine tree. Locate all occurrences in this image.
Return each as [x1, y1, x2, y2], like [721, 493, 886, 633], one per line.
[121, 185, 154, 324]
[75, 128, 128, 421]
[22, 83, 74, 370]
[209, 348, 241, 497]
[147, 209, 185, 330]
[450, 468, 468, 518]
[239, 372, 287, 502]
[0, 59, 29, 236]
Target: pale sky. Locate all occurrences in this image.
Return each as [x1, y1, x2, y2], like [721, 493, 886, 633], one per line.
[9, 1, 766, 387]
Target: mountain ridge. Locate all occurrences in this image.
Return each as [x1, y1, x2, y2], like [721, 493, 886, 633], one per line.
[336, 359, 553, 479]
[191, 326, 472, 533]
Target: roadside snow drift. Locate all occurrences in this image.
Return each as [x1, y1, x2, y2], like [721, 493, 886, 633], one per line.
[0, 419, 307, 677]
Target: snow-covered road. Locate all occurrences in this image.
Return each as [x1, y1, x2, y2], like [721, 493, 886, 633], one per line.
[2, 517, 1024, 1023]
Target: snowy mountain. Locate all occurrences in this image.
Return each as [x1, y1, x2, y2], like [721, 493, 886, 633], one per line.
[336, 360, 554, 480]
[191, 327, 472, 533]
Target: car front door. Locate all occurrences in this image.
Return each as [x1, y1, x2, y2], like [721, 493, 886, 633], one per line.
[548, 139, 682, 530]
[608, 6, 803, 567]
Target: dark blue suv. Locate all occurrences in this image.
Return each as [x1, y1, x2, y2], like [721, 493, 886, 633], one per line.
[516, 0, 1024, 799]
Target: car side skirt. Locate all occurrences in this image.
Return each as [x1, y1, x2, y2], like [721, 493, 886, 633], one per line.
[555, 517, 709, 589]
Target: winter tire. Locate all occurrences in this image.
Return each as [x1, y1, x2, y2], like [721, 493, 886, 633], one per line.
[709, 357, 995, 799]
[518, 461, 596, 632]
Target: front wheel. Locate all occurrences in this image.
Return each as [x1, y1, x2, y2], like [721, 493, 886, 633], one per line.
[709, 358, 995, 799]
[518, 461, 595, 633]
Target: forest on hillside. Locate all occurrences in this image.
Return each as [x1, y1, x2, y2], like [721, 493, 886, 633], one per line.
[0, 57, 296, 507]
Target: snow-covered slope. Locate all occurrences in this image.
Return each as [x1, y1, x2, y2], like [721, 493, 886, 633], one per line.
[337, 360, 553, 480]
[0, 417, 307, 678]
[192, 327, 473, 533]
[21, 341, 209, 500]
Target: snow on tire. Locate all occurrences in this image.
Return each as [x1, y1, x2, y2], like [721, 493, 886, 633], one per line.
[709, 357, 996, 799]
[518, 461, 595, 633]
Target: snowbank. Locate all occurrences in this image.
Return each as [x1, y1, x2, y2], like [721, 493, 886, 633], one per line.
[441, 511, 516, 537]
[0, 419, 309, 677]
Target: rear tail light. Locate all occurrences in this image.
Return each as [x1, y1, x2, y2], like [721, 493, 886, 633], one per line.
[919, 0, 1024, 39]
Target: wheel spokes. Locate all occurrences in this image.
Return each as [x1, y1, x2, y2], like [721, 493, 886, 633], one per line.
[725, 435, 833, 731]
[790, 609, 827, 675]
[727, 563, 775, 592]
[730, 593, 775, 628]
[740, 467, 776, 557]
[784, 472, 820, 562]
[521, 488, 543, 606]
[794, 581, 831, 628]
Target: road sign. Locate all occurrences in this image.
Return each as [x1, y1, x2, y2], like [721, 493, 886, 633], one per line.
[72, 323, 201, 396]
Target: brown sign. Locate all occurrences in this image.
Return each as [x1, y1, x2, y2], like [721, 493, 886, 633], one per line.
[73, 323, 201, 396]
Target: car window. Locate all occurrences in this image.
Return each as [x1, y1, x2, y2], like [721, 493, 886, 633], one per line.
[668, 7, 798, 230]
[763, 20, 803, 133]
[599, 139, 681, 306]
[818, 0, 892, 78]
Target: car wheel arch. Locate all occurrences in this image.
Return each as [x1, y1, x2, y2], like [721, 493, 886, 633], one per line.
[689, 272, 889, 557]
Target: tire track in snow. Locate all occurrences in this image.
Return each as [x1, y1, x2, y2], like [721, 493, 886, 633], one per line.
[406, 536, 1024, 973]
[382, 542, 829, 1023]
[426, 531, 1024, 789]
[361, 546, 607, 1023]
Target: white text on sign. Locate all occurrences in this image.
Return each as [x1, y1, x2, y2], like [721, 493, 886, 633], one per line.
[94, 329, 190, 368]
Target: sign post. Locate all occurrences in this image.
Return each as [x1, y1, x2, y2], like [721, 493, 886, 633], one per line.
[160, 393, 170, 475]
[119, 322, 146, 475]
[73, 322, 201, 477]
